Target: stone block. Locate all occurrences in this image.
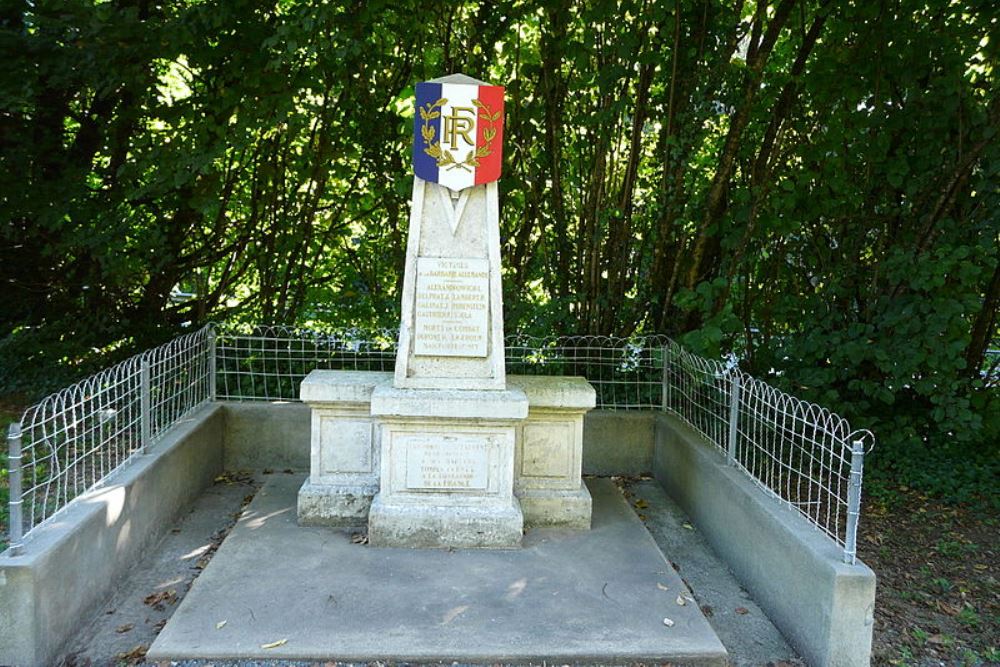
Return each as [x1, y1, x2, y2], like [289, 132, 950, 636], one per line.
[508, 376, 595, 528]
[297, 480, 374, 527]
[518, 484, 592, 530]
[368, 386, 527, 548]
[297, 371, 392, 527]
[368, 496, 524, 549]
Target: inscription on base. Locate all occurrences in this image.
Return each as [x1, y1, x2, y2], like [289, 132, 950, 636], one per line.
[403, 433, 490, 491]
[413, 257, 489, 357]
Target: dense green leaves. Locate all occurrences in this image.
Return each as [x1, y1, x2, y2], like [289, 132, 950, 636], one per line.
[1, 0, 997, 498]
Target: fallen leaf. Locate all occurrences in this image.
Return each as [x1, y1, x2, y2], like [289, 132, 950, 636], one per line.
[261, 638, 288, 649]
[662, 617, 674, 627]
[682, 522, 694, 530]
[735, 607, 749, 615]
[114, 645, 147, 666]
[701, 604, 714, 617]
[115, 623, 134, 634]
[637, 513, 648, 521]
[351, 533, 369, 545]
[656, 582, 669, 591]
[676, 595, 687, 606]
[214, 470, 255, 485]
[216, 620, 227, 630]
[634, 499, 649, 509]
[152, 619, 167, 631]
[143, 590, 178, 610]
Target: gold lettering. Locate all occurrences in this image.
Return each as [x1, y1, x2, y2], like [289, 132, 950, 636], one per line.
[442, 106, 476, 150]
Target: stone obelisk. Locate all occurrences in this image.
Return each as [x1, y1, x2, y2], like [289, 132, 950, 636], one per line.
[366, 73, 527, 548]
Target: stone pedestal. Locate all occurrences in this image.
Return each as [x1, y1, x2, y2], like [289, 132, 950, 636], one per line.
[367, 385, 528, 548]
[297, 371, 392, 526]
[510, 376, 595, 529]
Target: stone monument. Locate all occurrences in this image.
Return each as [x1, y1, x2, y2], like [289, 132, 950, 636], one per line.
[297, 74, 595, 548]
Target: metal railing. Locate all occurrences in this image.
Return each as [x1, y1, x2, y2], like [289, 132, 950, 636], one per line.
[5, 323, 871, 564]
[5, 326, 214, 555]
[214, 325, 666, 409]
[662, 342, 872, 564]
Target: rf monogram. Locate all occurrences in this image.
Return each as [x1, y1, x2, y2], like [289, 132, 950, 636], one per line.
[442, 106, 476, 150]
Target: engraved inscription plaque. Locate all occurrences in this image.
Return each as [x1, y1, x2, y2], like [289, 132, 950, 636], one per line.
[403, 433, 490, 490]
[413, 257, 489, 357]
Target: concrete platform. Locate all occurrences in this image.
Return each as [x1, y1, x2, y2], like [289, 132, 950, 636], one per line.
[148, 475, 727, 665]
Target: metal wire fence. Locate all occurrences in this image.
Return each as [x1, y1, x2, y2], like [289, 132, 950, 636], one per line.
[6, 326, 214, 554]
[6, 323, 871, 564]
[663, 341, 872, 564]
[214, 325, 666, 409]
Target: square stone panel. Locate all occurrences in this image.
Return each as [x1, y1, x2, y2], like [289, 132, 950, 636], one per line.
[320, 418, 373, 474]
[521, 421, 573, 479]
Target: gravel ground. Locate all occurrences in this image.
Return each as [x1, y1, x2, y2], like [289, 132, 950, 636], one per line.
[59, 471, 261, 667]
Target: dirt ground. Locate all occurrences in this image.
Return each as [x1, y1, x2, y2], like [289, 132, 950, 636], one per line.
[860, 492, 999, 666]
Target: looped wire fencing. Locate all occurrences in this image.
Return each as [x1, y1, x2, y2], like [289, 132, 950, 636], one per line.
[214, 327, 669, 410]
[662, 339, 873, 563]
[505, 334, 669, 409]
[7, 326, 213, 553]
[214, 324, 398, 401]
[6, 323, 872, 564]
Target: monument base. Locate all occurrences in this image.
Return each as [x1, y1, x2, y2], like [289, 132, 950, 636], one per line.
[297, 480, 376, 527]
[518, 483, 593, 530]
[368, 495, 524, 548]
[368, 384, 528, 549]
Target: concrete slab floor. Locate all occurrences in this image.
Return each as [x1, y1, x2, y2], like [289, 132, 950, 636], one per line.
[623, 478, 802, 667]
[58, 475, 799, 667]
[147, 475, 727, 665]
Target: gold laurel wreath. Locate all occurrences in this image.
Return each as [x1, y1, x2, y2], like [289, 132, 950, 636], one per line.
[419, 97, 500, 172]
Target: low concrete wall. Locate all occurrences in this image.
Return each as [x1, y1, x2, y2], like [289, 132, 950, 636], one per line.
[221, 401, 654, 476]
[0, 404, 224, 667]
[654, 413, 876, 667]
[223, 401, 310, 471]
[582, 410, 654, 475]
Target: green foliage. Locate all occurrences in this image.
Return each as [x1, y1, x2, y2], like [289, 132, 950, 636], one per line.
[1, 1, 997, 496]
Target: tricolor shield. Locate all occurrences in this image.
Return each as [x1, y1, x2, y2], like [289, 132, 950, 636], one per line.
[413, 78, 504, 191]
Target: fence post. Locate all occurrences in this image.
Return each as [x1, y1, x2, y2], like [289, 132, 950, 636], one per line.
[844, 438, 865, 564]
[140, 359, 151, 453]
[661, 345, 669, 412]
[207, 327, 217, 401]
[7, 422, 23, 556]
[726, 372, 741, 466]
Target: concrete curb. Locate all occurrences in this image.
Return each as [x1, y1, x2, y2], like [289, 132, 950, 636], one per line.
[0, 403, 224, 667]
[653, 413, 876, 667]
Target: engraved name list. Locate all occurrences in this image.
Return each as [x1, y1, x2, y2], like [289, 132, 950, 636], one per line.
[413, 257, 489, 357]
